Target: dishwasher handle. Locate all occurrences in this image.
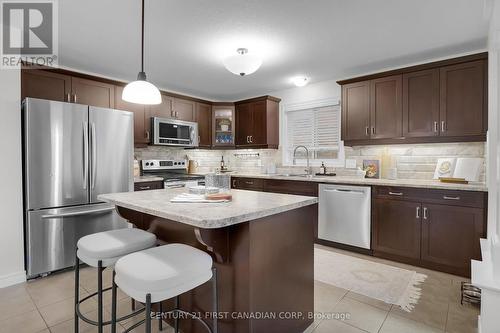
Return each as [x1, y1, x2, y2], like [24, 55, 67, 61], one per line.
[324, 188, 366, 194]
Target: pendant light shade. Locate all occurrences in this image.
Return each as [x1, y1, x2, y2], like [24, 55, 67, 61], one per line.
[223, 48, 262, 76]
[122, 73, 161, 104]
[122, 0, 161, 105]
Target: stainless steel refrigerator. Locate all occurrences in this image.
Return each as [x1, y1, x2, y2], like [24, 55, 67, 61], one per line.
[23, 98, 133, 278]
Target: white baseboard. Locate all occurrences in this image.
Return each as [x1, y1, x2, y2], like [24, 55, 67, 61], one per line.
[0, 271, 26, 288]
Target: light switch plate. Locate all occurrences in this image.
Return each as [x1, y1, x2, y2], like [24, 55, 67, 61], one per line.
[345, 159, 357, 169]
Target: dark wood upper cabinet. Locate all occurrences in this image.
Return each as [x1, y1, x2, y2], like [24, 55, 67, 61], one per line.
[235, 96, 280, 148]
[370, 75, 402, 139]
[250, 100, 267, 145]
[173, 98, 195, 122]
[339, 53, 487, 145]
[235, 103, 253, 146]
[21, 70, 71, 102]
[439, 60, 486, 137]
[341, 81, 370, 141]
[149, 94, 174, 119]
[372, 199, 421, 260]
[403, 69, 440, 137]
[115, 85, 149, 145]
[71, 77, 115, 108]
[196, 103, 212, 147]
[421, 203, 484, 275]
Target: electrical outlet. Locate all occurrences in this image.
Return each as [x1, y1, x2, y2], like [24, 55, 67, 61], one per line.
[345, 159, 357, 169]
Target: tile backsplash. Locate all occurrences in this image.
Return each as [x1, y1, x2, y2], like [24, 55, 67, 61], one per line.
[135, 142, 486, 182]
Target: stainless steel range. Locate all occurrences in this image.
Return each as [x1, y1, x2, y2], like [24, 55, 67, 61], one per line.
[141, 159, 204, 189]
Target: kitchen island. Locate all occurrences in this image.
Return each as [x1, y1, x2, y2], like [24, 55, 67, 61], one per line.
[98, 188, 318, 333]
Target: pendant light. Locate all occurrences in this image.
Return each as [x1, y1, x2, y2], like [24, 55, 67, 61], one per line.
[122, 0, 161, 105]
[223, 48, 262, 76]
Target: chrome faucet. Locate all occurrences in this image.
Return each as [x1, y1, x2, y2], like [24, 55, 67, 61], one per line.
[292, 145, 312, 175]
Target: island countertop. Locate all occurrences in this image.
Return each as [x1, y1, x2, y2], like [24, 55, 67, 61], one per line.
[98, 188, 318, 229]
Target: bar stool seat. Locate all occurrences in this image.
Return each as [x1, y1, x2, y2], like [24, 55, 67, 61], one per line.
[77, 228, 157, 267]
[74, 228, 157, 333]
[115, 244, 213, 303]
[113, 244, 217, 333]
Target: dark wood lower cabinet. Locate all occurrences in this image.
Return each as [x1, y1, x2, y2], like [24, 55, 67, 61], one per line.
[372, 186, 486, 277]
[372, 199, 421, 260]
[421, 204, 484, 276]
[232, 178, 486, 277]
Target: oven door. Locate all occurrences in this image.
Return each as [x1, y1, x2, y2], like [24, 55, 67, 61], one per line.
[152, 117, 198, 147]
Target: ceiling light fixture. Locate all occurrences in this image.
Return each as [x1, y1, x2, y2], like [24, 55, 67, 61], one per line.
[223, 48, 262, 76]
[122, 0, 161, 105]
[292, 76, 309, 87]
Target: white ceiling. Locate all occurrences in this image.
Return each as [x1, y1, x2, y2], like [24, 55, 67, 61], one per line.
[58, 0, 491, 101]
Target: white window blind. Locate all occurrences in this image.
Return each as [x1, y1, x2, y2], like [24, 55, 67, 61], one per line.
[285, 104, 341, 158]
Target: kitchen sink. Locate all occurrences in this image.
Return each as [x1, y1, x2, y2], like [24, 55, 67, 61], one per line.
[275, 173, 312, 178]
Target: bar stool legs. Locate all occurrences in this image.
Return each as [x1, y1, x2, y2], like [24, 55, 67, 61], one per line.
[174, 296, 179, 333]
[111, 270, 117, 333]
[97, 260, 104, 333]
[74, 249, 80, 333]
[212, 267, 218, 333]
[145, 294, 152, 333]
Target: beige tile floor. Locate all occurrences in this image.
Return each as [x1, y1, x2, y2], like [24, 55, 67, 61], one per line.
[0, 245, 479, 333]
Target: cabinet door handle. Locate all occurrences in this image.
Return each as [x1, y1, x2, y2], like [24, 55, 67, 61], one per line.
[441, 121, 446, 132]
[371, 127, 375, 135]
[246, 136, 250, 143]
[66, 93, 71, 102]
[232, 179, 237, 187]
[388, 191, 403, 196]
[434, 121, 438, 133]
[245, 181, 254, 185]
[443, 195, 460, 200]
[423, 207, 428, 220]
[416, 206, 420, 219]
[145, 130, 150, 140]
[139, 186, 151, 190]
[250, 135, 253, 143]
[365, 127, 369, 136]
[73, 94, 77, 103]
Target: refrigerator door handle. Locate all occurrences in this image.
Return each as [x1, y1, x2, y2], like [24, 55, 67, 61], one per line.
[91, 122, 97, 189]
[40, 206, 115, 219]
[83, 121, 89, 189]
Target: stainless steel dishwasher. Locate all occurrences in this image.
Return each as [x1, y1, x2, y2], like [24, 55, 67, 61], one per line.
[318, 184, 371, 249]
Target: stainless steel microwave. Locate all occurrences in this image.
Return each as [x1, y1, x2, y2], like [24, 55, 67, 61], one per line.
[151, 117, 199, 147]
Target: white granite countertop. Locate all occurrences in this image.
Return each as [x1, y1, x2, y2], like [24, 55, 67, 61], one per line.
[231, 173, 488, 192]
[134, 176, 164, 183]
[98, 188, 318, 229]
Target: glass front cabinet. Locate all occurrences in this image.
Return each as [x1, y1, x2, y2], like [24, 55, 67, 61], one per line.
[212, 104, 235, 147]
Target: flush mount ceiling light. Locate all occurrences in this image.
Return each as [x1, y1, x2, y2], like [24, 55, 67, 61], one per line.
[223, 48, 262, 76]
[292, 76, 309, 87]
[122, 0, 161, 105]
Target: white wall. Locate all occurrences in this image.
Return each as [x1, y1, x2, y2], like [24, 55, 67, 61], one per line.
[488, 0, 500, 240]
[0, 68, 26, 287]
[270, 78, 341, 106]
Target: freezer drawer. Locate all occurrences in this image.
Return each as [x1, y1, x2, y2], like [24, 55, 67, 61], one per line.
[26, 203, 128, 278]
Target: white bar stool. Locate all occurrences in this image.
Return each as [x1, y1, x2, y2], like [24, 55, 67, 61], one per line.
[75, 228, 157, 333]
[113, 243, 218, 333]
